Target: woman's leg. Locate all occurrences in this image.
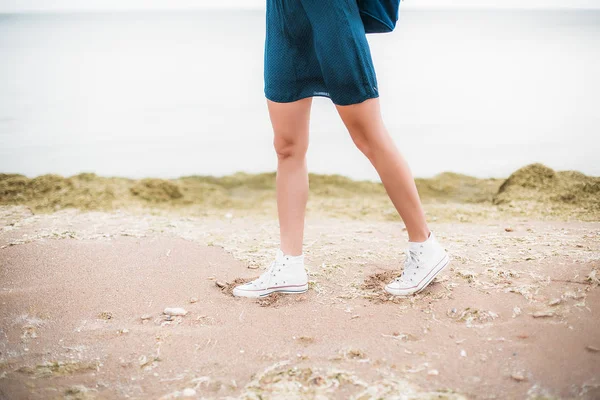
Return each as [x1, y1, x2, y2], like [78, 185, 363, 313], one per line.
[267, 97, 312, 256]
[334, 97, 430, 243]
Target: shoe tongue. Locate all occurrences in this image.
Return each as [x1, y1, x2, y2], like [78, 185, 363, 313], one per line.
[275, 248, 286, 262]
[408, 241, 425, 251]
[408, 232, 432, 250]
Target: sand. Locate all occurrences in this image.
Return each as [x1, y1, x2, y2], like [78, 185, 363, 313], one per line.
[0, 200, 599, 399]
[0, 163, 599, 398]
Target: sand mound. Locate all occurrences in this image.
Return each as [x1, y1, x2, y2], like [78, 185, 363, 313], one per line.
[218, 277, 256, 297]
[0, 173, 117, 211]
[492, 163, 600, 209]
[308, 173, 385, 197]
[416, 172, 502, 203]
[1, 165, 598, 220]
[187, 171, 276, 190]
[498, 163, 557, 190]
[359, 270, 405, 304]
[130, 179, 183, 203]
[361, 270, 399, 292]
[0, 174, 232, 212]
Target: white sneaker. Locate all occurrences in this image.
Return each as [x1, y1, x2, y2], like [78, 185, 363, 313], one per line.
[385, 230, 450, 296]
[232, 249, 309, 298]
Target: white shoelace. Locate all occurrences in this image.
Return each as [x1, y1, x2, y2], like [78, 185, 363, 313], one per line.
[396, 248, 421, 283]
[252, 259, 280, 286]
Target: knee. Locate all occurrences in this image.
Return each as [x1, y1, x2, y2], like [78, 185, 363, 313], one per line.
[273, 133, 308, 161]
[345, 117, 391, 161]
[347, 126, 374, 160]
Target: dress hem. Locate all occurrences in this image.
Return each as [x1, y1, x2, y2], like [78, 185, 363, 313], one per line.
[265, 90, 379, 106]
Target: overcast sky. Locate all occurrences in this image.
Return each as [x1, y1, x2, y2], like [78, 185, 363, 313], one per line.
[1, 0, 599, 12]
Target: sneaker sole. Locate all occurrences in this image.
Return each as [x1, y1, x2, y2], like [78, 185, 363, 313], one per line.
[385, 253, 450, 297]
[232, 283, 309, 298]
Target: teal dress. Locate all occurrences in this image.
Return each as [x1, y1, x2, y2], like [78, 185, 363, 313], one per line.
[264, 0, 380, 106]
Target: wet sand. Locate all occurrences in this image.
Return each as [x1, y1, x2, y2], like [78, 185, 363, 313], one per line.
[0, 205, 599, 399]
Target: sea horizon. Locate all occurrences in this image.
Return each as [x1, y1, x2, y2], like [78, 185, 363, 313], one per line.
[1, 8, 598, 181]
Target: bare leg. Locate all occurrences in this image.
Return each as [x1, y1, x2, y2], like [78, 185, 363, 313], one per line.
[335, 97, 430, 242]
[267, 97, 312, 256]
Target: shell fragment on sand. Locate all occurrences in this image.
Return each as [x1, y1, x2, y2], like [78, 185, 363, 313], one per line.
[163, 307, 188, 316]
[532, 310, 555, 318]
[548, 298, 562, 306]
[512, 307, 522, 318]
[511, 372, 527, 381]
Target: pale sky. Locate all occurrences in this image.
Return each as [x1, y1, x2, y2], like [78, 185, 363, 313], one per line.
[1, 0, 600, 12]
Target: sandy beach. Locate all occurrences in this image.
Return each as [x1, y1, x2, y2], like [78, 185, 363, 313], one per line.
[0, 163, 599, 399]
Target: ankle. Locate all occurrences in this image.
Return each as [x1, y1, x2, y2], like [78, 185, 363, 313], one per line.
[281, 250, 303, 257]
[408, 229, 431, 243]
[279, 245, 303, 257]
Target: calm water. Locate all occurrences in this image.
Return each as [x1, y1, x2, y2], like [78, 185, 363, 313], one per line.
[0, 8, 599, 180]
